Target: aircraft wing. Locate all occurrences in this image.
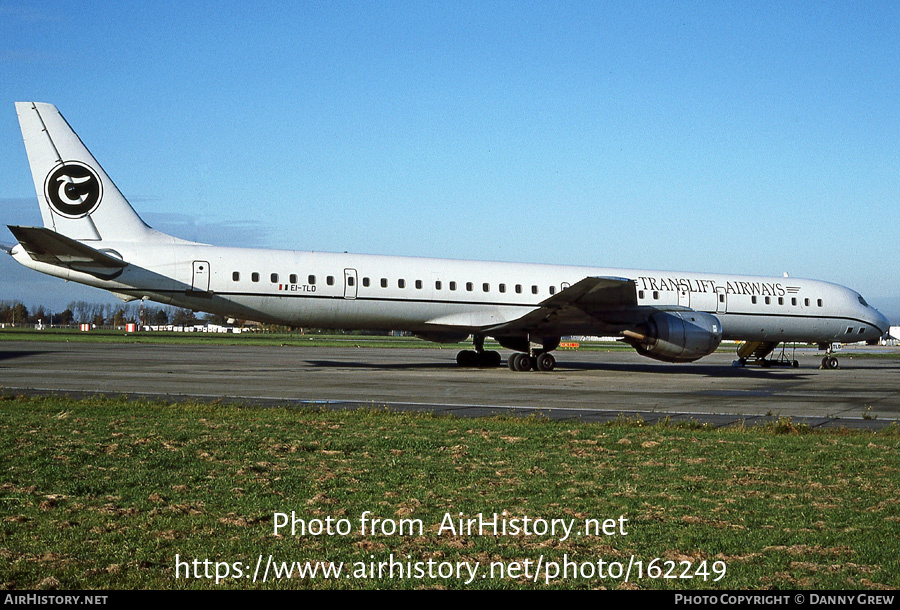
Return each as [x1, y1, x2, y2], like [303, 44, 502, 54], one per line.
[540, 275, 638, 310]
[482, 275, 652, 337]
[7, 225, 127, 276]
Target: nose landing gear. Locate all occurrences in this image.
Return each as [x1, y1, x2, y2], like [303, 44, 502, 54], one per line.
[820, 355, 840, 369]
[818, 343, 840, 369]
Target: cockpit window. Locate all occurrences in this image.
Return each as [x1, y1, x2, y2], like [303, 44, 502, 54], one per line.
[858, 295, 868, 307]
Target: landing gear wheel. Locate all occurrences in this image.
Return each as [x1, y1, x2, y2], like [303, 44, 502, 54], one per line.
[457, 350, 478, 367]
[536, 352, 556, 372]
[458, 350, 502, 367]
[821, 356, 839, 369]
[518, 353, 533, 372]
[508, 353, 532, 372]
[792, 360, 799, 368]
[483, 350, 502, 367]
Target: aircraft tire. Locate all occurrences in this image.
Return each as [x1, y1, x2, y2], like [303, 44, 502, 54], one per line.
[483, 350, 502, 367]
[509, 353, 531, 372]
[821, 356, 839, 369]
[457, 350, 478, 367]
[536, 352, 556, 372]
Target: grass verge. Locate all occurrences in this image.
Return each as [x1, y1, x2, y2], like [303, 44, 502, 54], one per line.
[1, 393, 898, 590]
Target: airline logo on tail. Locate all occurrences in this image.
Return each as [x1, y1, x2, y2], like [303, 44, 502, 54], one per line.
[44, 161, 103, 218]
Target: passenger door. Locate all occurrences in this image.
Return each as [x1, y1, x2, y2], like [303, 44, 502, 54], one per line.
[343, 268, 358, 300]
[191, 260, 210, 292]
[716, 286, 727, 313]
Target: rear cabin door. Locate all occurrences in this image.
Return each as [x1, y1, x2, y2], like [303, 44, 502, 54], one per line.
[191, 260, 210, 292]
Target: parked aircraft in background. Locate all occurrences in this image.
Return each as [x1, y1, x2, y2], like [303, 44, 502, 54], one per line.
[7, 103, 890, 371]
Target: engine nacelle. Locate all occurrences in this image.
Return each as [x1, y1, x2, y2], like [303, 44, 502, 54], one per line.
[624, 311, 722, 363]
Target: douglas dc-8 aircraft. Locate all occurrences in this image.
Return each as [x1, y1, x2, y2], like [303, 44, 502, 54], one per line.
[6, 102, 890, 371]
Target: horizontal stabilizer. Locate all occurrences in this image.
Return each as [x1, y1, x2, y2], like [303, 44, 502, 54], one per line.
[8, 225, 127, 274]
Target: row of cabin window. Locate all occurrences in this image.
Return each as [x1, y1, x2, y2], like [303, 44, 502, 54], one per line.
[750, 296, 823, 307]
[228, 274, 830, 309]
[231, 271, 558, 295]
[232, 272, 338, 285]
[637, 290, 824, 308]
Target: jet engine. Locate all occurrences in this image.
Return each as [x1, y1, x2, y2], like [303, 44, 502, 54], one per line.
[623, 311, 723, 363]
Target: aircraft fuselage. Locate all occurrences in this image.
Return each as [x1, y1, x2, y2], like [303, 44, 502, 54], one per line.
[11, 238, 887, 345]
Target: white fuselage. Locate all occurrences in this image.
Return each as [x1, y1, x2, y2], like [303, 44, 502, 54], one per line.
[12, 238, 889, 345]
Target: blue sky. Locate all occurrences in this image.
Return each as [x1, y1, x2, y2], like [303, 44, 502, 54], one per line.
[2, 1, 898, 319]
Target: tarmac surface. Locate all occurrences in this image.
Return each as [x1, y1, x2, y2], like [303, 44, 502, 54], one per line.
[1, 340, 899, 429]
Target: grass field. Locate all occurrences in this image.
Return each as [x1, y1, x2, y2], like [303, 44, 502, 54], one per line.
[1, 393, 898, 590]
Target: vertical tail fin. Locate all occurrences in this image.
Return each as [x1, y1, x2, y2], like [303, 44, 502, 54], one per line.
[16, 102, 153, 242]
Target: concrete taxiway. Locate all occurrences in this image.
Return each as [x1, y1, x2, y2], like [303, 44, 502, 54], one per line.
[1, 341, 899, 428]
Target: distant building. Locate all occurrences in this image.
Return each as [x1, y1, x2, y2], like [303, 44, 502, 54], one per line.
[884, 326, 900, 346]
[878, 326, 900, 345]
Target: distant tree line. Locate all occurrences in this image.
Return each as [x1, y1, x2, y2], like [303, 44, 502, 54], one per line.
[1, 300, 399, 334]
[0, 300, 197, 328]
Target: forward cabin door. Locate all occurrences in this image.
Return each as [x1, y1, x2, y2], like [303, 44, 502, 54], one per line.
[716, 286, 727, 313]
[191, 260, 210, 292]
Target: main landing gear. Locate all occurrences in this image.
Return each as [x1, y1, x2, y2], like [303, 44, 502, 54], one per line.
[456, 349, 502, 367]
[507, 351, 556, 372]
[455, 335, 502, 368]
[455, 335, 559, 372]
[505, 336, 560, 372]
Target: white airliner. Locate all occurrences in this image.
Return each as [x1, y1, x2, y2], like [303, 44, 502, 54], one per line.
[6, 102, 890, 371]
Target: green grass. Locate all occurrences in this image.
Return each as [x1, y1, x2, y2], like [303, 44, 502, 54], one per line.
[1, 394, 898, 590]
